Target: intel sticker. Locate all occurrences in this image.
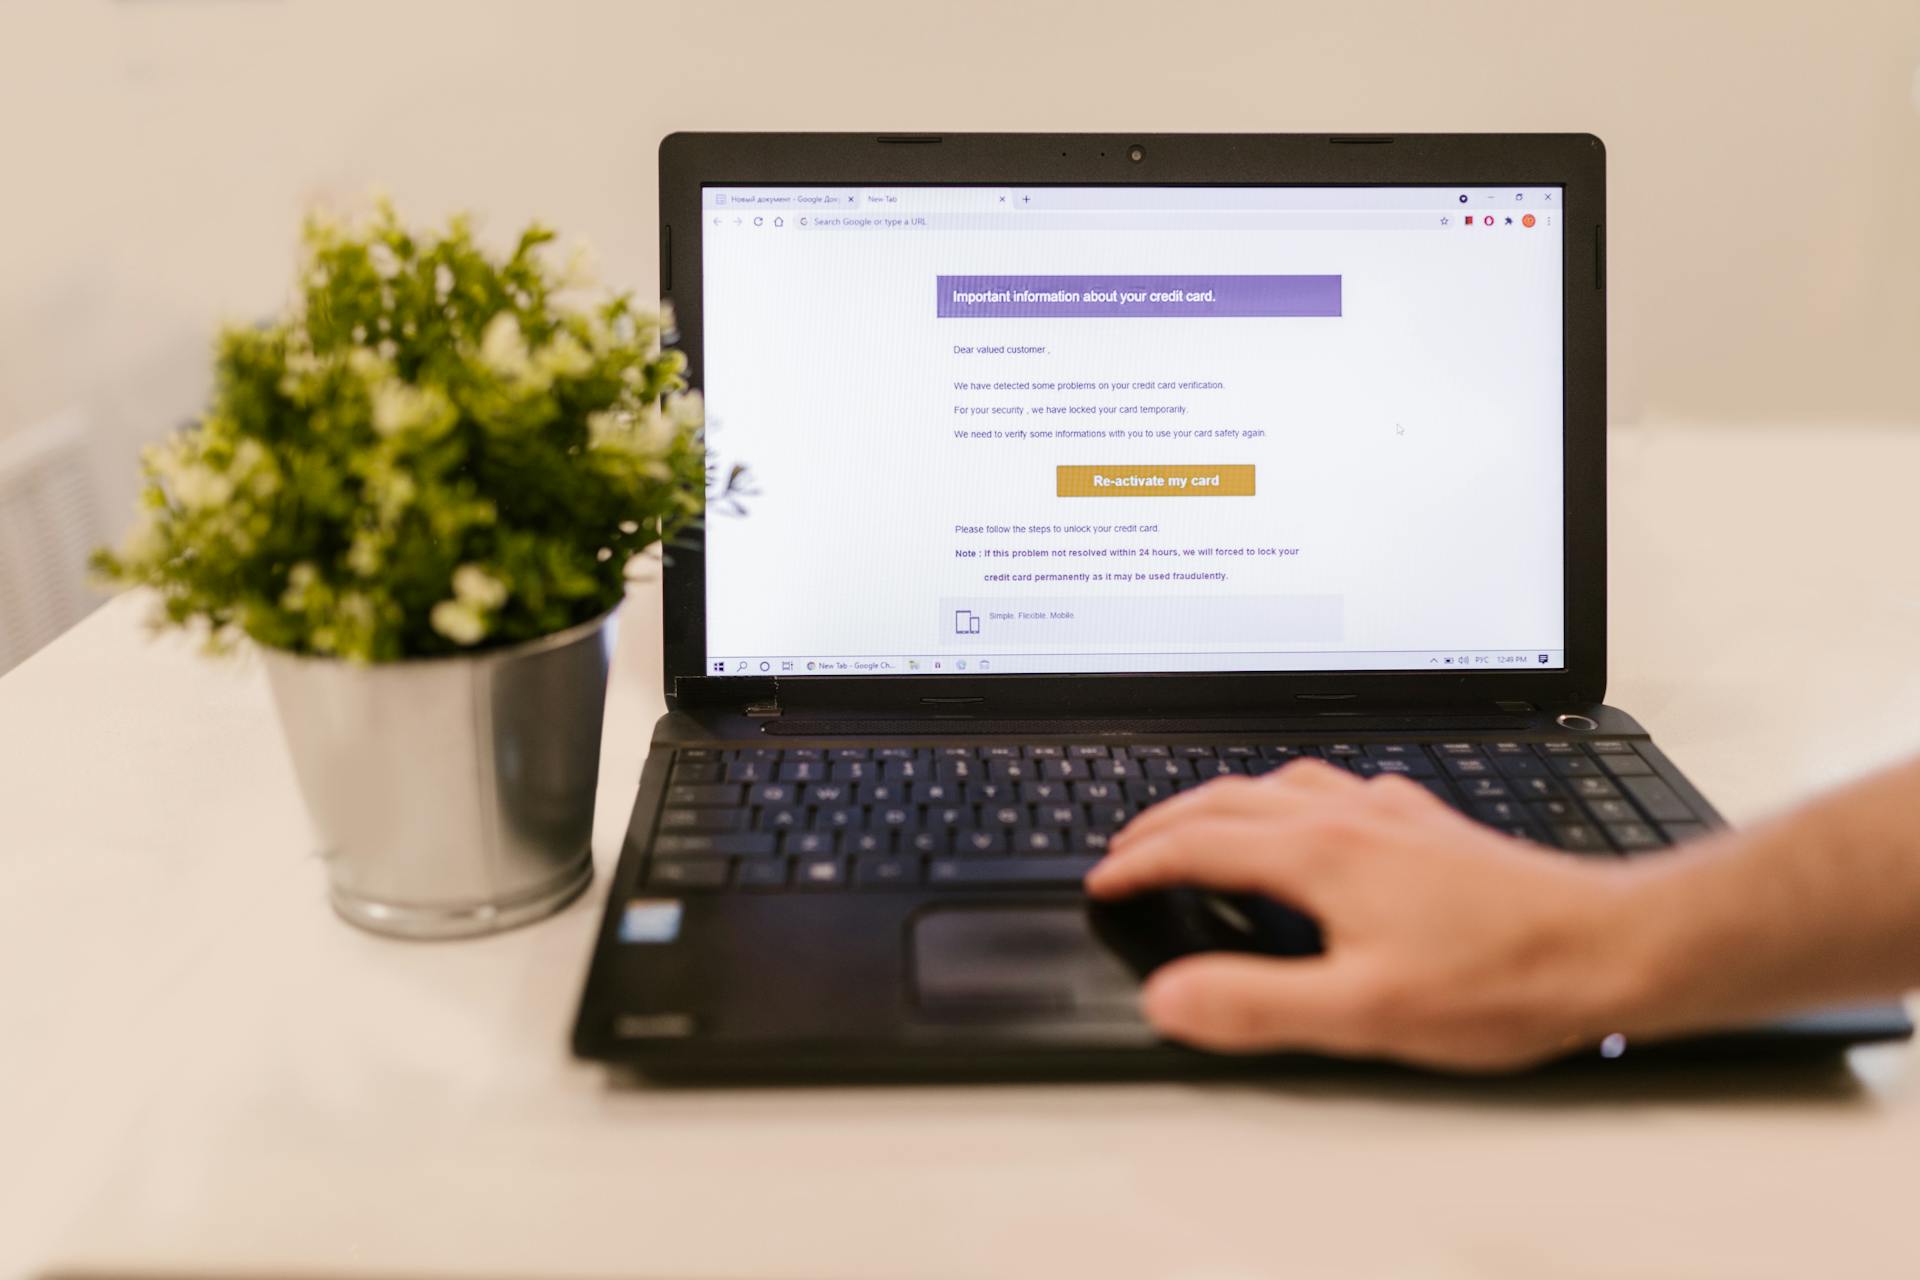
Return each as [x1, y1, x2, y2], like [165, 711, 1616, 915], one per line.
[619, 898, 683, 944]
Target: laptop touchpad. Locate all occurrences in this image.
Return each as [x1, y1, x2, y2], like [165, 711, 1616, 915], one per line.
[911, 905, 1146, 1021]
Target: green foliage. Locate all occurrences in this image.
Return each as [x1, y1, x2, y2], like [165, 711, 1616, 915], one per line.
[93, 202, 711, 661]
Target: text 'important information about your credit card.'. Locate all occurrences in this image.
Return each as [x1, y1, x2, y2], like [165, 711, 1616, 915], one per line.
[701, 186, 1566, 676]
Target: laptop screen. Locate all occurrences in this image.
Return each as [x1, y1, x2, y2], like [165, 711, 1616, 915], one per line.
[697, 185, 1564, 678]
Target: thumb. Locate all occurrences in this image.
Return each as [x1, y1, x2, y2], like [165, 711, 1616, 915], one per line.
[1142, 953, 1369, 1057]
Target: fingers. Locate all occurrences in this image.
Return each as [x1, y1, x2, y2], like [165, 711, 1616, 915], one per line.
[1114, 758, 1360, 851]
[1085, 815, 1323, 902]
[1141, 952, 1370, 1056]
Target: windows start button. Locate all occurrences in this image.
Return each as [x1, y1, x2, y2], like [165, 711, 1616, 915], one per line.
[1056, 464, 1256, 497]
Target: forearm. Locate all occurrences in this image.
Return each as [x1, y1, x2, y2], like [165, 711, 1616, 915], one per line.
[1605, 756, 1920, 1040]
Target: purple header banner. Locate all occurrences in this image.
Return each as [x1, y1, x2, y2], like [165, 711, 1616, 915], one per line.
[936, 274, 1341, 319]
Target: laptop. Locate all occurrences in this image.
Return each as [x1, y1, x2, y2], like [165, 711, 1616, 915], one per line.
[572, 132, 1911, 1079]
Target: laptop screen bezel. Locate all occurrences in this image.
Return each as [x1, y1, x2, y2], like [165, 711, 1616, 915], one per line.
[657, 132, 1606, 713]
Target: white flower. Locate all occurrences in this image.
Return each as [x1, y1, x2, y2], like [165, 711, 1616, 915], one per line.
[346, 348, 391, 382]
[346, 532, 384, 577]
[171, 462, 234, 511]
[281, 562, 320, 611]
[657, 300, 676, 336]
[370, 380, 453, 436]
[533, 332, 591, 379]
[430, 599, 487, 646]
[368, 241, 400, 279]
[479, 313, 531, 378]
[451, 564, 508, 610]
[634, 404, 672, 452]
[665, 389, 703, 430]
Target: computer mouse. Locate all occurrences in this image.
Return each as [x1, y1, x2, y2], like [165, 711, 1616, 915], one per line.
[1087, 887, 1324, 980]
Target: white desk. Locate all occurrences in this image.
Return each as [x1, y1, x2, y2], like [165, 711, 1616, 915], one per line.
[5, 424, 1918, 1280]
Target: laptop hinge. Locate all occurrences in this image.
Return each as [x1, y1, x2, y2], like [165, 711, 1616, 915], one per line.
[744, 698, 781, 719]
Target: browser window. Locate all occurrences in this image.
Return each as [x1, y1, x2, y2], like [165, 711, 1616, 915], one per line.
[699, 185, 1564, 677]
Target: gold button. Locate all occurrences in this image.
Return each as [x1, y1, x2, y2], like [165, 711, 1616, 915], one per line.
[1056, 464, 1256, 497]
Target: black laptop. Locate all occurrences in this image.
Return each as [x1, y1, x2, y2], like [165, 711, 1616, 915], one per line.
[572, 132, 1910, 1079]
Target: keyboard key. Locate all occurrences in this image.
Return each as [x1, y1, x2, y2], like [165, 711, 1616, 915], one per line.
[1016, 828, 1065, 854]
[928, 856, 1101, 887]
[1129, 745, 1172, 758]
[755, 806, 805, 831]
[1492, 754, 1548, 777]
[749, 782, 799, 807]
[1600, 753, 1655, 777]
[648, 859, 730, 889]
[1443, 756, 1495, 778]
[1508, 776, 1563, 800]
[1487, 741, 1533, 756]
[1070, 744, 1112, 758]
[671, 761, 723, 784]
[1605, 821, 1665, 852]
[1660, 821, 1710, 845]
[1619, 776, 1695, 822]
[1567, 776, 1622, 801]
[1472, 800, 1527, 825]
[736, 858, 790, 889]
[1456, 777, 1512, 800]
[653, 833, 776, 857]
[1090, 758, 1141, 780]
[1537, 741, 1580, 756]
[1588, 740, 1636, 754]
[677, 747, 720, 761]
[956, 829, 1008, 855]
[1529, 798, 1580, 822]
[784, 831, 835, 856]
[667, 783, 744, 806]
[1585, 798, 1639, 824]
[845, 831, 893, 856]
[777, 760, 826, 783]
[724, 760, 770, 783]
[1351, 756, 1435, 778]
[1549, 823, 1612, 854]
[856, 856, 922, 888]
[807, 782, 853, 806]
[905, 830, 949, 856]
[1547, 756, 1602, 777]
[794, 856, 848, 889]
[1260, 744, 1313, 760]
[814, 806, 862, 830]
[659, 808, 746, 833]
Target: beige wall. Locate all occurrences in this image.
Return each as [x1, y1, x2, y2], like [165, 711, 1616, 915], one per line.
[3, 0, 1918, 514]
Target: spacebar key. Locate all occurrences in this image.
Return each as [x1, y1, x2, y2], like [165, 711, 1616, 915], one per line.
[928, 856, 1100, 887]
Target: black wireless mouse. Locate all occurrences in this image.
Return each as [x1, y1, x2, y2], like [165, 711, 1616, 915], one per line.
[1087, 888, 1324, 979]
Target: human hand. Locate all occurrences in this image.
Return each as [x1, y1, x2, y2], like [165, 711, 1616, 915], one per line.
[1084, 760, 1653, 1071]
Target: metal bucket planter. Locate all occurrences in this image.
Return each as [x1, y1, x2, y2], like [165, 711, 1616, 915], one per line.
[262, 609, 615, 939]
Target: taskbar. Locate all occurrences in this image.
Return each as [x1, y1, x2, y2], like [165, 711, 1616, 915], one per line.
[705, 649, 1567, 677]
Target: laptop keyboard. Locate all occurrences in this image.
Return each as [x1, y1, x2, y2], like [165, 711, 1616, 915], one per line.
[642, 739, 1712, 892]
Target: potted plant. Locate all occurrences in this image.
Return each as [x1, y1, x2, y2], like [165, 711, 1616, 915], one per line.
[94, 202, 708, 938]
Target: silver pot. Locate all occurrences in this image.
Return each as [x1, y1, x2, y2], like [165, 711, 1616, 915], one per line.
[262, 609, 615, 939]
